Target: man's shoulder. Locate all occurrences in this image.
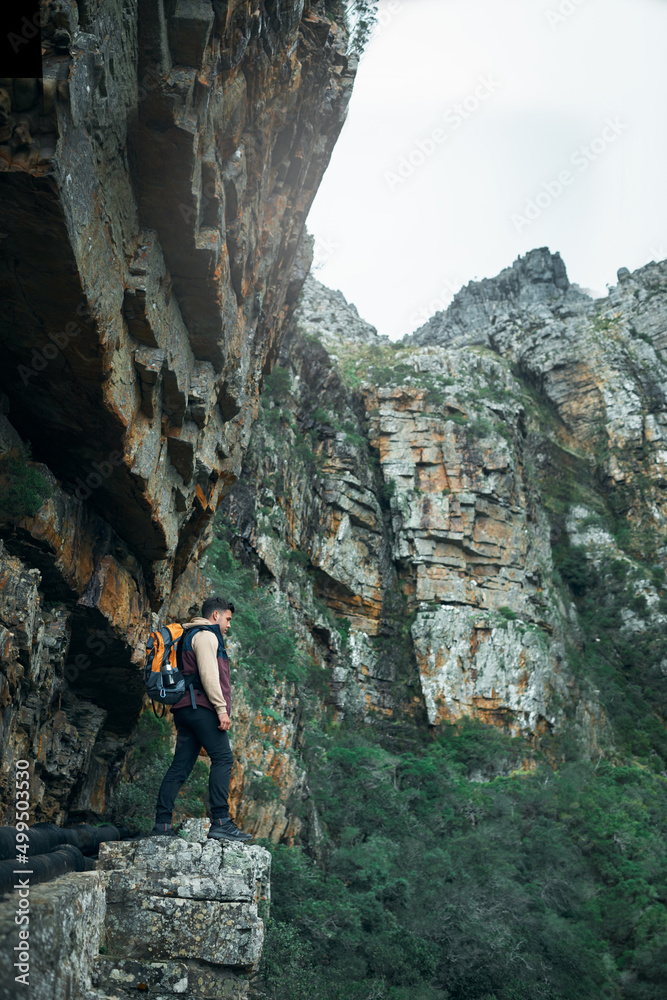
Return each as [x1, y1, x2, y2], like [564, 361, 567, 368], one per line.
[191, 627, 219, 645]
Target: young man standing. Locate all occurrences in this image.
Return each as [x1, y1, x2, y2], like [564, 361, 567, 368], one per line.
[151, 596, 251, 843]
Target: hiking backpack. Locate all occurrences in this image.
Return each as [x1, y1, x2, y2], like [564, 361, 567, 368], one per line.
[144, 623, 197, 715]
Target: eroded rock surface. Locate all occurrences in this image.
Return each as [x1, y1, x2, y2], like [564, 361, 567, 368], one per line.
[0, 870, 105, 1000]
[99, 837, 270, 972]
[0, 0, 354, 822]
[0, 836, 267, 999]
[222, 253, 667, 754]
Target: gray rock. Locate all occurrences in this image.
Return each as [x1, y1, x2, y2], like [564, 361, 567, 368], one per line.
[406, 247, 592, 349]
[92, 956, 250, 997]
[0, 836, 270, 999]
[0, 871, 105, 1000]
[294, 274, 386, 348]
[99, 839, 270, 971]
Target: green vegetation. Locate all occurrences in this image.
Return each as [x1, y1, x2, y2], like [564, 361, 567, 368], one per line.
[203, 510, 667, 1000]
[326, 0, 379, 55]
[259, 720, 667, 1000]
[0, 447, 53, 519]
[553, 539, 667, 765]
[468, 416, 494, 439]
[263, 365, 292, 401]
[378, 475, 396, 510]
[197, 529, 667, 1000]
[211, 344, 667, 1000]
[591, 311, 622, 336]
[497, 605, 518, 621]
[111, 712, 209, 833]
[445, 411, 468, 426]
[205, 530, 311, 701]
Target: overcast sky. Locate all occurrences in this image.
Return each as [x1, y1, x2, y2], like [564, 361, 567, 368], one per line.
[306, 0, 667, 339]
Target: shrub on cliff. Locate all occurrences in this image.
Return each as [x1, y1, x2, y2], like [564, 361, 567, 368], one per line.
[553, 541, 667, 766]
[0, 447, 52, 519]
[259, 720, 667, 1000]
[326, 1, 379, 55]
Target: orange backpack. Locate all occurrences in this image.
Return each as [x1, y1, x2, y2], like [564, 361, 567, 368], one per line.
[144, 623, 194, 715]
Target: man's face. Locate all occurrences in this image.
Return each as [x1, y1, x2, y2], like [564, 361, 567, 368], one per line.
[211, 609, 232, 634]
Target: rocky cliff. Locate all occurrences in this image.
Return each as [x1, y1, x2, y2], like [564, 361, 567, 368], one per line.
[0, 0, 355, 824]
[0, 829, 270, 999]
[221, 251, 667, 781]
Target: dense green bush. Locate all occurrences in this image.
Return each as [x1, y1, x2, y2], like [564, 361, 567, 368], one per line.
[258, 721, 667, 1000]
[553, 543, 667, 765]
[0, 448, 53, 519]
[263, 365, 292, 402]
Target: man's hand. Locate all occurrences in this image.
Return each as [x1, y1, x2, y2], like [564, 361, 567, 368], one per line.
[217, 712, 231, 731]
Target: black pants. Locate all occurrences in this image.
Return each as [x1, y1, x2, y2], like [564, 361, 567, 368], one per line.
[155, 706, 233, 824]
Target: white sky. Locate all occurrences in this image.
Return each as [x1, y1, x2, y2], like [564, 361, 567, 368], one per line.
[306, 0, 667, 339]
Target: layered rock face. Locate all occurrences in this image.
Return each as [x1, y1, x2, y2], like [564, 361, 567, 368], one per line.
[223, 254, 667, 752]
[0, 833, 270, 1000]
[0, 0, 354, 822]
[99, 835, 270, 992]
[222, 279, 415, 723]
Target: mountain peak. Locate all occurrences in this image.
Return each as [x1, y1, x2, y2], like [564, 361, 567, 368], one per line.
[405, 248, 589, 348]
[294, 275, 385, 348]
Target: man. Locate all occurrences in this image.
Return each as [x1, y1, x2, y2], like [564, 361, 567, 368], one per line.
[150, 596, 252, 843]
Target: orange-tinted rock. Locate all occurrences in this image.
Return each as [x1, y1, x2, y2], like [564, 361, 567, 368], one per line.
[0, 0, 354, 823]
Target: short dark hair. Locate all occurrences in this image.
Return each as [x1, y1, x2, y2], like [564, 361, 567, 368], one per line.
[201, 596, 235, 618]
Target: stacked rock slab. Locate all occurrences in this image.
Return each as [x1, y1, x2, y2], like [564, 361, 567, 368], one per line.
[0, 869, 105, 1000]
[0, 836, 270, 1000]
[0, 0, 354, 821]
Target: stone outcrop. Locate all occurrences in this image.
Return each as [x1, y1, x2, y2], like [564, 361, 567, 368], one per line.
[0, 0, 355, 822]
[0, 834, 269, 999]
[222, 252, 667, 756]
[0, 869, 105, 1000]
[407, 247, 589, 351]
[99, 836, 270, 979]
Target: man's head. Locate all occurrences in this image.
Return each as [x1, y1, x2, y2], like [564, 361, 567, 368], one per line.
[201, 596, 235, 634]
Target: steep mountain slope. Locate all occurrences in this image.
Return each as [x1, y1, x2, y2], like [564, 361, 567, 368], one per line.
[223, 252, 667, 770]
[212, 252, 667, 1000]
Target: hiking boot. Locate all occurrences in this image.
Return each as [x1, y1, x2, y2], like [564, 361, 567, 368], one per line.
[207, 818, 253, 843]
[148, 823, 179, 837]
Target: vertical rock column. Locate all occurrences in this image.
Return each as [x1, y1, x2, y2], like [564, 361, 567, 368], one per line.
[94, 837, 271, 997]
